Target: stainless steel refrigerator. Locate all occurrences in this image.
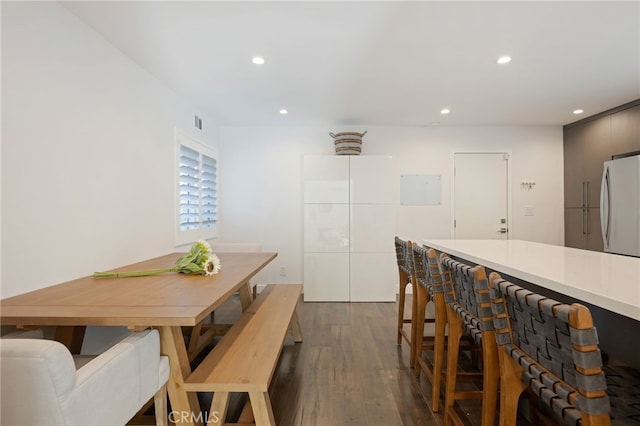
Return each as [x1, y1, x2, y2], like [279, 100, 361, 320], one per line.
[600, 154, 640, 257]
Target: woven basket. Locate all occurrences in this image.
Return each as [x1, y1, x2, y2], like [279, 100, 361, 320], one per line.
[330, 130, 367, 155]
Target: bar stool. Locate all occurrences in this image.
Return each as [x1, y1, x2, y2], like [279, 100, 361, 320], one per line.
[488, 272, 611, 425]
[440, 254, 499, 426]
[412, 244, 445, 411]
[395, 237, 412, 346]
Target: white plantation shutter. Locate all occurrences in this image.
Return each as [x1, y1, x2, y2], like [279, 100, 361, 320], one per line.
[201, 154, 217, 228]
[179, 145, 201, 231]
[176, 130, 218, 244]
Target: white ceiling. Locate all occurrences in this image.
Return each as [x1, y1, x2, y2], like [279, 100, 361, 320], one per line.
[61, 1, 640, 127]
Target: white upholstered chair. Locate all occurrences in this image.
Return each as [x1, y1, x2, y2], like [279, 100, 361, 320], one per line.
[0, 329, 169, 426]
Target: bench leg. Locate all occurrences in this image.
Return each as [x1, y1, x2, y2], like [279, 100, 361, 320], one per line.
[208, 391, 230, 426]
[288, 310, 303, 343]
[248, 392, 276, 426]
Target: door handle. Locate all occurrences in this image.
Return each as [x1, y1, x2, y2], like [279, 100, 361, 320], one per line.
[582, 208, 587, 235]
[586, 208, 590, 235]
[498, 228, 508, 234]
[600, 166, 611, 248]
[586, 181, 590, 208]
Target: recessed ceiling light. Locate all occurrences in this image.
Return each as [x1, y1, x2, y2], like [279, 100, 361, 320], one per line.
[279, 109, 288, 115]
[252, 56, 265, 65]
[440, 108, 450, 115]
[497, 56, 512, 64]
[573, 109, 584, 115]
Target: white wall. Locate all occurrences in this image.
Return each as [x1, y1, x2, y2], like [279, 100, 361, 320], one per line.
[1, 1, 218, 299]
[0, 2, 565, 300]
[219, 126, 564, 285]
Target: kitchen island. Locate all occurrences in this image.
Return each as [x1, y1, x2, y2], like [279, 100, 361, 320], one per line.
[423, 239, 640, 369]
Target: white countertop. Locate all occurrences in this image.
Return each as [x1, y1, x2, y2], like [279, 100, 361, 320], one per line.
[423, 239, 640, 321]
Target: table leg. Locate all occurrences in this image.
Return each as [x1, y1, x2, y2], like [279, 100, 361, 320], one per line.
[237, 281, 253, 311]
[54, 326, 86, 354]
[159, 326, 202, 426]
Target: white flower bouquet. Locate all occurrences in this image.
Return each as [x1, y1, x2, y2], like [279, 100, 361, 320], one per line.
[93, 239, 221, 279]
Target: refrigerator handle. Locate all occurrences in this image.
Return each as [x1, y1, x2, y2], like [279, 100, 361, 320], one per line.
[582, 181, 586, 207]
[600, 166, 611, 249]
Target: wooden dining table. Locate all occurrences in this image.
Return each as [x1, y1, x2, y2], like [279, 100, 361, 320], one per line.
[0, 251, 277, 426]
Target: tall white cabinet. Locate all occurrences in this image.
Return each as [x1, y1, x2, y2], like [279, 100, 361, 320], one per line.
[303, 155, 397, 302]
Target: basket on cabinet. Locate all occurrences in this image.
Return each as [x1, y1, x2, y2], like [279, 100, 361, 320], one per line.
[330, 130, 367, 155]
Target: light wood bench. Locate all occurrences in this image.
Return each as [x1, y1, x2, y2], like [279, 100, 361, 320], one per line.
[184, 284, 303, 425]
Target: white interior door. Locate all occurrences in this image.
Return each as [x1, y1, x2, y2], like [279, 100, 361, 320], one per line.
[454, 153, 509, 239]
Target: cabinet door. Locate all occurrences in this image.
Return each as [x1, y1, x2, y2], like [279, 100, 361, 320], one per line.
[350, 204, 396, 253]
[583, 117, 611, 207]
[304, 204, 349, 253]
[350, 253, 396, 302]
[303, 156, 349, 204]
[350, 155, 396, 204]
[565, 207, 586, 249]
[611, 105, 640, 155]
[564, 126, 588, 208]
[303, 253, 350, 302]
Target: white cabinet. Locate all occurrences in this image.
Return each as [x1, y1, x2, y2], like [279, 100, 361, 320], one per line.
[303, 155, 396, 302]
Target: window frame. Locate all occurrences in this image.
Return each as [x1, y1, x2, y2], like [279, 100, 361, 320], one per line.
[175, 128, 219, 246]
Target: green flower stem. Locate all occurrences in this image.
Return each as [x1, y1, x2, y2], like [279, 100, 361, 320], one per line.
[93, 267, 178, 279]
[93, 239, 216, 279]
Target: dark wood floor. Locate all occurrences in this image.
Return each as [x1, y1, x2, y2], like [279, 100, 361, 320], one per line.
[208, 294, 487, 426]
[269, 300, 443, 426]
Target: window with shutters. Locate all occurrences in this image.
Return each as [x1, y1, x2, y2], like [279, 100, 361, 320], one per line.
[175, 129, 218, 245]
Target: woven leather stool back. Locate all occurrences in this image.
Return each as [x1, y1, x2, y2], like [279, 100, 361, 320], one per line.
[439, 254, 498, 426]
[488, 272, 611, 426]
[440, 255, 495, 343]
[394, 236, 411, 275]
[411, 245, 448, 412]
